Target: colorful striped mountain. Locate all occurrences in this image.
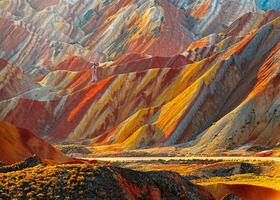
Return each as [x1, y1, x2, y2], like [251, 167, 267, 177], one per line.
[0, 0, 279, 157]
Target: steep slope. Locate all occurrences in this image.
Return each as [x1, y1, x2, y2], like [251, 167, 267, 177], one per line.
[0, 59, 38, 100]
[0, 0, 258, 65]
[93, 13, 280, 150]
[169, 0, 258, 37]
[0, 1, 279, 156]
[0, 17, 103, 77]
[0, 121, 66, 164]
[0, 11, 279, 154]
[0, 54, 215, 143]
[185, 40, 280, 155]
[182, 10, 280, 62]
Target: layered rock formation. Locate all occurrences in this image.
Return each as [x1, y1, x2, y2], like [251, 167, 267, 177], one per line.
[0, 0, 279, 155]
[0, 0, 259, 66]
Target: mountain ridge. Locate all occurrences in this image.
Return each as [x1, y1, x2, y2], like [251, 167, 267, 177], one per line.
[0, 1, 279, 157]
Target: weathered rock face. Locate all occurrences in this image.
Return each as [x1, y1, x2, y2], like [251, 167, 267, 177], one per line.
[0, 0, 259, 68]
[0, 0, 279, 155]
[0, 165, 214, 199]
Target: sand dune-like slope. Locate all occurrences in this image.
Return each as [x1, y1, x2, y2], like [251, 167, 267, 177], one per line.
[0, 121, 66, 164]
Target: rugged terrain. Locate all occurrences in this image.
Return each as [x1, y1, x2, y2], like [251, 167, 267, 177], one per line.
[0, 5, 278, 155]
[0, 0, 279, 199]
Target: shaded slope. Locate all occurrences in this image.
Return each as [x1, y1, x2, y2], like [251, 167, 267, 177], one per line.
[0, 121, 66, 164]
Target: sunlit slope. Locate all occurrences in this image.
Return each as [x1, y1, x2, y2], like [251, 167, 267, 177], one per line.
[0, 63, 205, 142]
[0, 6, 278, 154]
[0, 121, 66, 164]
[185, 37, 280, 155]
[91, 15, 280, 150]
